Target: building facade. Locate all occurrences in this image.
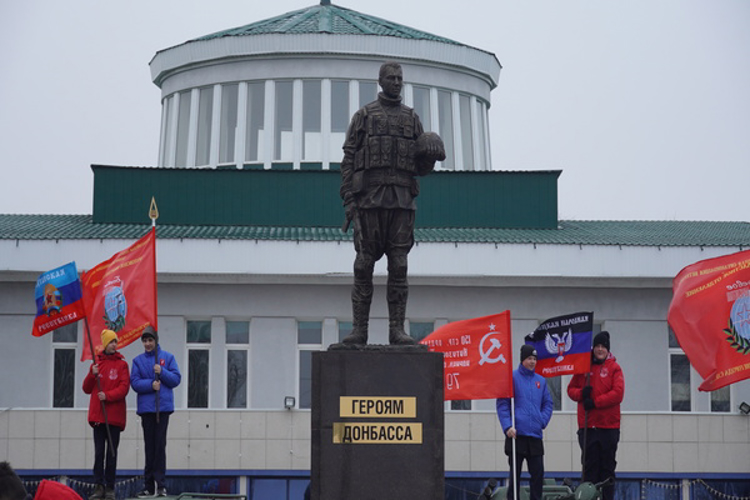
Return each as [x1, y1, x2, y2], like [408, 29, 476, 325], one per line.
[1, 2, 749, 499]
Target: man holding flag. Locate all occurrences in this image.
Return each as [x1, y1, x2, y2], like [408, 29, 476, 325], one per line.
[567, 331, 624, 500]
[496, 345, 554, 500]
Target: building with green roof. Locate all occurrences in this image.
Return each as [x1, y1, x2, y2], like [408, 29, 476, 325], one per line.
[1, 2, 749, 498]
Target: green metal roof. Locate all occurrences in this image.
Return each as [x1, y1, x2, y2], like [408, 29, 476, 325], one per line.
[2, 215, 748, 247]
[192, 2, 462, 46]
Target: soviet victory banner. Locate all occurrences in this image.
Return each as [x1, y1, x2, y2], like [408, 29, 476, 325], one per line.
[667, 249, 750, 391]
[421, 312, 514, 400]
[80, 228, 157, 360]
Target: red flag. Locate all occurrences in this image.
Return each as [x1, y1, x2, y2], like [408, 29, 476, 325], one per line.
[667, 249, 750, 391]
[420, 312, 513, 400]
[80, 228, 157, 361]
[31, 262, 86, 337]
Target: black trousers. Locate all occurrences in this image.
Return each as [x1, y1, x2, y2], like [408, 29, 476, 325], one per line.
[93, 424, 121, 489]
[505, 436, 544, 500]
[141, 412, 171, 490]
[578, 428, 620, 500]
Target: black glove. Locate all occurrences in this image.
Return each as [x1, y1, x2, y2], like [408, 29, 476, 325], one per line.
[582, 385, 593, 399]
[583, 398, 595, 410]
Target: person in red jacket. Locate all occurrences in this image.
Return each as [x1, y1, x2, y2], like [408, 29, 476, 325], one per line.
[82, 329, 130, 500]
[567, 331, 624, 500]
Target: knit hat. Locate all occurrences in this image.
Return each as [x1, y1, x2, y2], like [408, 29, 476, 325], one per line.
[593, 330, 610, 351]
[141, 325, 158, 342]
[0, 461, 28, 500]
[100, 329, 118, 349]
[520, 344, 537, 361]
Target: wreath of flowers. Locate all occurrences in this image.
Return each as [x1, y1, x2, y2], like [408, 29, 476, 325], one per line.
[724, 318, 750, 355]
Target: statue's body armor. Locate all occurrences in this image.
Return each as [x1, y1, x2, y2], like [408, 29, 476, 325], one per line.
[353, 101, 418, 181]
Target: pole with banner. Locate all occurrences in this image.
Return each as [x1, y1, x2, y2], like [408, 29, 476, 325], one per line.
[524, 312, 594, 482]
[149, 197, 161, 423]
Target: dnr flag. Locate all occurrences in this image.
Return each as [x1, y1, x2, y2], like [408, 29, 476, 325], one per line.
[31, 262, 86, 337]
[420, 312, 513, 400]
[668, 249, 750, 391]
[81, 228, 157, 360]
[525, 312, 593, 377]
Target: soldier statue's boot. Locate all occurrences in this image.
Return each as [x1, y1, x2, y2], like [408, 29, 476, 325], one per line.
[342, 297, 371, 345]
[388, 298, 416, 345]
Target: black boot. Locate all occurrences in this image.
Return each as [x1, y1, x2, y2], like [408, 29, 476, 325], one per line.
[342, 298, 370, 345]
[388, 298, 416, 345]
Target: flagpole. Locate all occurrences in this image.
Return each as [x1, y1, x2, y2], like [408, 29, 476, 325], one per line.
[149, 197, 161, 424]
[83, 317, 116, 457]
[581, 372, 591, 483]
[510, 398, 518, 500]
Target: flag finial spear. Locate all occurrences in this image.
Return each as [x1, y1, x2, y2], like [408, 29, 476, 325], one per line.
[149, 197, 159, 227]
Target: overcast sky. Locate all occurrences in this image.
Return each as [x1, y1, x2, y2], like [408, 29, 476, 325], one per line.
[1, 0, 748, 221]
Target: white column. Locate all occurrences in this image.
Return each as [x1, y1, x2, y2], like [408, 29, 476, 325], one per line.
[451, 91, 463, 171]
[263, 80, 275, 169]
[209, 84, 222, 167]
[483, 104, 493, 170]
[292, 79, 303, 169]
[166, 92, 180, 168]
[186, 88, 199, 167]
[158, 97, 169, 167]
[429, 87, 441, 169]
[235, 82, 248, 169]
[470, 96, 481, 171]
[321, 79, 332, 169]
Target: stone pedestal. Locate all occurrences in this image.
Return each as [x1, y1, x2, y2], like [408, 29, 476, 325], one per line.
[311, 347, 444, 500]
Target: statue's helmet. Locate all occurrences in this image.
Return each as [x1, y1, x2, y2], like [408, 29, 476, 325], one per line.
[415, 132, 446, 162]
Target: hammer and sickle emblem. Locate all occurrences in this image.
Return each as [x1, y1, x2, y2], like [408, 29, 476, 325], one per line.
[479, 332, 507, 366]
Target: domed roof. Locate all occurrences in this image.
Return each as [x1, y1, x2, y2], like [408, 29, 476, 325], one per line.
[150, 1, 500, 89]
[193, 1, 462, 46]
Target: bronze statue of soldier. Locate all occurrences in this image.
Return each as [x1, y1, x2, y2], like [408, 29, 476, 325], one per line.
[340, 62, 445, 346]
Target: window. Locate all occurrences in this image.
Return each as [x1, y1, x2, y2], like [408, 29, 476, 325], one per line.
[711, 385, 730, 412]
[245, 82, 265, 163]
[298, 321, 323, 409]
[275, 81, 294, 161]
[547, 377, 562, 411]
[669, 328, 690, 411]
[187, 320, 211, 408]
[409, 321, 433, 343]
[413, 86, 431, 132]
[226, 321, 250, 408]
[338, 321, 353, 343]
[175, 90, 192, 167]
[196, 87, 213, 166]
[53, 323, 78, 408]
[437, 90, 454, 169]
[302, 80, 322, 160]
[359, 81, 377, 108]
[220, 84, 239, 164]
[459, 94, 474, 170]
[330, 80, 350, 161]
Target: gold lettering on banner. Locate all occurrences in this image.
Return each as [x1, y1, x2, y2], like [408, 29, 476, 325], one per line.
[339, 397, 416, 418]
[333, 422, 422, 444]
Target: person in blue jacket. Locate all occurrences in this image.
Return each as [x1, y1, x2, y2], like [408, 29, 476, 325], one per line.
[131, 326, 181, 498]
[496, 344, 554, 500]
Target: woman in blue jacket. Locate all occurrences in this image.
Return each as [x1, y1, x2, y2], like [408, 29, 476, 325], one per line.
[131, 326, 181, 498]
[496, 345, 554, 500]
